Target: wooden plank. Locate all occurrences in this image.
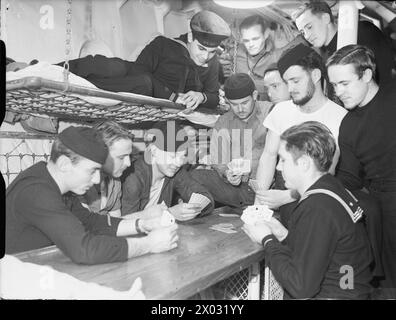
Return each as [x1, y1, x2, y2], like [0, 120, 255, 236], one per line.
[15, 212, 265, 300]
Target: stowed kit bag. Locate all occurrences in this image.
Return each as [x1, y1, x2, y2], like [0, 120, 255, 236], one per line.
[4, 111, 58, 134]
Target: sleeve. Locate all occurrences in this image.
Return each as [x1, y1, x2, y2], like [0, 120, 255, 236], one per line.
[335, 122, 365, 190]
[358, 21, 394, 85]
[210, 118, 231, 177]
[57, 55, 130, 78]
[388, 17, 396, 33]
[199, 58, 220, 109]
[65, 195, 122, 236]
[121, 173, 144, 216]
[263, 202, 338, 298]
[132, 36, 177, 100]
[235, 46, 248, 74]
[15, 184, 128, 265]
[174, 168, 215, 216]
[133, 36, 162, 74]
[263, 104, 282, 135]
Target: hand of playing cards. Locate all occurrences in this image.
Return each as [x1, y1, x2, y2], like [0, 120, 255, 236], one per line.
[227, 158, 251, 176]
[168, 193, 211, 222]
[188, 193, 212, 212]
[240, 205, 274, 225]
[160, 210, 176, 227]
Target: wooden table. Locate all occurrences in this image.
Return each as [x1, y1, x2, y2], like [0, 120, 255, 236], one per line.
[15, 211, 265, 300]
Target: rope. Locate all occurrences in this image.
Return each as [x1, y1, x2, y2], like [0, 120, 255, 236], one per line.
[232, 11, 238, 75]
[84, 0, 93, 41]
[62, 0, 73, 92]
[233, 38, 238, 74]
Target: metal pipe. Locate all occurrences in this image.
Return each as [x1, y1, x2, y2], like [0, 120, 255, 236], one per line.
[337, 1, 359, 49]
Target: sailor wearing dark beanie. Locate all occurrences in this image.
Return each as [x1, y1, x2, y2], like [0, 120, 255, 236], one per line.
[188, 72, 274, 210]
[224, 73, 256, 100]
[277, 43, 323, 78]
[58, 126, 108, 165]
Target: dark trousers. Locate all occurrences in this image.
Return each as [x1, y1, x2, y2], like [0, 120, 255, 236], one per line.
[351, 190, 384, 279]
[370, 187, 396, 298]
[190, 169, 255, 209]
[63, 55, 175, 99]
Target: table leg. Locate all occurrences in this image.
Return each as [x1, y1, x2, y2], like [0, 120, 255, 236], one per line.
[248, 262, 261, 300]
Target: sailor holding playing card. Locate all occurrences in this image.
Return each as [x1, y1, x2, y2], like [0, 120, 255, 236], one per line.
[121, 121, 214, 222]
[243, 121, 373, 299]
[191, 73, 273, 210]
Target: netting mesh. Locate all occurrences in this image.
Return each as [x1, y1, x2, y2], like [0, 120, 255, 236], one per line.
[263, 265, 284, 300]
[0, 137, 53, 187]
[216, 260, 284, 300]
[6, 89, 184, 124]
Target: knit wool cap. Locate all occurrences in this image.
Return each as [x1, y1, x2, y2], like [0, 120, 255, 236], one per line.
[277, 43, 318, 77]
[146, 121, 190, 153]
[190, 10, 231, 48]
[224, 73, 256, 100]
[58, 126, 108, 165]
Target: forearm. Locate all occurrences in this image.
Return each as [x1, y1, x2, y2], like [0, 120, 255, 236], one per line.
[116, 218, 140, 237]
[126, 237, 152, 258]
[68, 197, 121, 236]
[256, 152, 277, 190]
[263, 240, 319, 299]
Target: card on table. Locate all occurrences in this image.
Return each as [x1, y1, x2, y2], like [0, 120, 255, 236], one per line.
[209, 223, 237, 234]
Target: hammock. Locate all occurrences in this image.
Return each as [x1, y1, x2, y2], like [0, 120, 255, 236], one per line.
[6, 76, 221, 126]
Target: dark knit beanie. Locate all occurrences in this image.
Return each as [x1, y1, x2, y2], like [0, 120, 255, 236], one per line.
[224, 73, 256, 100]
[146, 121, 190, 153]
[278, 43, 317, 77]
[59, 126, 108, 165]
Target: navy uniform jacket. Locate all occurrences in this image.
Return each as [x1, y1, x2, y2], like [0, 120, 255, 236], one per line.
[263, 174, 373, 299]
[134, 34, 221, 109]
[5, 162, 128, 264]
[62, 35, 221, 110]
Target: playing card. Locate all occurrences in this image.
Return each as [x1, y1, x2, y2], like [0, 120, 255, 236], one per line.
[219, 213, 240, 218]
[215, 223, 234, 228]
[228, 158, 251, 175]
[161, 210, 176, 227]
[209, 225, 237, 234]
[241, 205, 273, 225]
[189, 193, 211, 211]
[209, 223, 237, 234]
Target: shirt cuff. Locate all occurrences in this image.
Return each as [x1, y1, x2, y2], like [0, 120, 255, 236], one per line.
[169, 92, 178, 102]
[261, 234, 276, 248]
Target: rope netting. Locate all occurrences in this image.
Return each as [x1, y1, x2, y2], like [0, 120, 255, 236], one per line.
[216, 260, 284, 300]
[6, 77, 190, 125]
[0, 137, 53, 187]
